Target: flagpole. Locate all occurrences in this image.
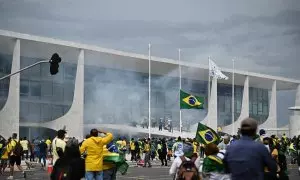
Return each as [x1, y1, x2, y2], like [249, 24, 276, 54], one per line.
[208, 57, 211, 107]
[232, 59, 235, 135]
[178, 48, 182, 133]
[148, 43, 151, 138]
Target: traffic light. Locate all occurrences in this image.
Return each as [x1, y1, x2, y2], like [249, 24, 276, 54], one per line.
[49, 53, 61, 75]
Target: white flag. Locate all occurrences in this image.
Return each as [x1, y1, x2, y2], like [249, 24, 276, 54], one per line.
[209, 59, 229, 80]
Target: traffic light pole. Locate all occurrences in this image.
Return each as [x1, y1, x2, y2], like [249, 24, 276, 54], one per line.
[0, 60, 49, 81]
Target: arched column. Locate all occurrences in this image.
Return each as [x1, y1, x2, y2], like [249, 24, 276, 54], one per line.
[41, 49, 85, 140]
[201, 77, 218, 130]
[259, 80, 277, 133]
[0, 39, 20, 138]
[223, 76, 249, 134]
[289, 84, 300, 137]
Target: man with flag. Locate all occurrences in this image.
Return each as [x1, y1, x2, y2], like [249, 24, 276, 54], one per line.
[103, 141, 129, 179]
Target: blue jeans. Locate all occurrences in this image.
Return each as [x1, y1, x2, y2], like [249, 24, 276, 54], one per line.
[85, 171, 103, 180]
[103, 167, 117, 180]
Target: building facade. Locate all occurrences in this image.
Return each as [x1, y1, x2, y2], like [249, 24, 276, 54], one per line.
[0, 30, 299, 139]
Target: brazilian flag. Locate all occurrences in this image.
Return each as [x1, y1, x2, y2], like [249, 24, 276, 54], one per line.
[180, 90, 204, 109]
[195, 123, 220, 145]
[103, 152, 129, 175]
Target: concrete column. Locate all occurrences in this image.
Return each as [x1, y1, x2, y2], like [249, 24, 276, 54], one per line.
[42, 49, 85, 140]
[201, 77, 218, 131]
[223, 76, 249, 134]
[0, 39, 20, 139]
[259, 80, 277, 134]
[289, 84, 300, 137]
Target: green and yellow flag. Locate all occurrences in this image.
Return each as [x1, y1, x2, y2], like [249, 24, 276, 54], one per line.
[180, 90, 204, 109]
[195, 123, 220, 145]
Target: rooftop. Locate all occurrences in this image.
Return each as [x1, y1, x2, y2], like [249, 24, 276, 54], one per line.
[0, 29, 299, 90]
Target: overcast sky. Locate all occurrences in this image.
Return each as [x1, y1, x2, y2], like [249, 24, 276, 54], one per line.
[0, 0, 299, 126]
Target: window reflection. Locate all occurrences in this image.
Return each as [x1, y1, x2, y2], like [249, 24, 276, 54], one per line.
[19, 57, 76, 122]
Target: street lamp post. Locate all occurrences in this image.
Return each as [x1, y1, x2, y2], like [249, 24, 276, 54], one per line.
[0, 53, 62, 81]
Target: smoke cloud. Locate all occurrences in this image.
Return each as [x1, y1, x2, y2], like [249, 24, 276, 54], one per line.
[84, 64, 208, 132]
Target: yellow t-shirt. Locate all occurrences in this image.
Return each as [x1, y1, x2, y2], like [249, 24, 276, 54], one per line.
[122, 140, 126, 147]
[130, 141, 135, 150]
[46, 139, 51, 146]
[7, 139, 17, 156]
[20, 140, 29, 151]
[52, 138, 66, 165]
[1, 146, 9, 159]
[144, 143, 150, 152]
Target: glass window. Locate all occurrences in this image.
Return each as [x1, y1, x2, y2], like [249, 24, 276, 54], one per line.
[252, 89, 257, 102]
[253, 103, 258, 114]
[258, 102, 263, 112]
[263, 105, 269, 115]
[41, 81, 53, 97]
[41, 104, 52, 120]
[63, 83, 74, 103]
[29, 103, 41, 121]
[225, 96, 231, 113]
[41, 63, 52, 79]
[20, 102, 30, 121]
[64, 63, 76, 81]
[263, 90, 269, 101]
[0, 79, 9, 91]
[64, 106, 71, 114]
[53, 83, 63, 101]
[30, 81, 41, 97]
[258, 89, 263, 100]
[219, 96, 225, 112]
[20, 80, 29, 96]
[21, 58, 41, 78]
[236, 99, 241, 113]
[52, 105, 64, 119]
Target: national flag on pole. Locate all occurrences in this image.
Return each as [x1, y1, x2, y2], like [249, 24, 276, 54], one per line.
[180, 90, 204, 109]
[209, 59, 229, 80]
[195, 123, 220, 145]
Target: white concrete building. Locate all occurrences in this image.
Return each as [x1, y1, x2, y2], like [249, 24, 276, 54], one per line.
[0, 30, 299, 139]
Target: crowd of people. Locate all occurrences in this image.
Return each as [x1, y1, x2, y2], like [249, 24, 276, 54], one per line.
[0, 117, 300, 179]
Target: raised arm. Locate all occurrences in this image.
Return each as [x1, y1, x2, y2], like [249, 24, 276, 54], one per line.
[98, 130, 113, 145]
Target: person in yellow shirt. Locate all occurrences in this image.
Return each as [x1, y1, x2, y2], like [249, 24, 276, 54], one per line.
[7, 133, 26, 179]
[20, 137, 29, 160]
[80, 129, 113, 180]
[45, 137, 51, 154]
[0, 140, 9, 175]
[52, 130, 67, 165]
[143, 139, 151, 168]
[130, 138, 136, 161]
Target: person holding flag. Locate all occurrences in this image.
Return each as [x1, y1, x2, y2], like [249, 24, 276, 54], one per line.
[103, 141, 129, 179]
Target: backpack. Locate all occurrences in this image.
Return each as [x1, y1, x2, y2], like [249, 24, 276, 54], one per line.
[176, 156, 200, 180]
[13, 140, 23, 156]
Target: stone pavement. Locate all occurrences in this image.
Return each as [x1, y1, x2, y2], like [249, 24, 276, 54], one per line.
[0, 160, 299, 180]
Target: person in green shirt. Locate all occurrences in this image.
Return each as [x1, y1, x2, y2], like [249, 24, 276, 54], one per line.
[202, 143, 230, 180]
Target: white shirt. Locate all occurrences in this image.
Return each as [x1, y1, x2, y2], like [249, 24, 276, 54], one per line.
[169, 156, 201, 179]
[52, 137, 66, 165]
[169, 156, 191, 176]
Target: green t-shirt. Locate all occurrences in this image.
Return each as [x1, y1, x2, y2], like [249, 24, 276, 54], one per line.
[202, 155, 224, 173]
